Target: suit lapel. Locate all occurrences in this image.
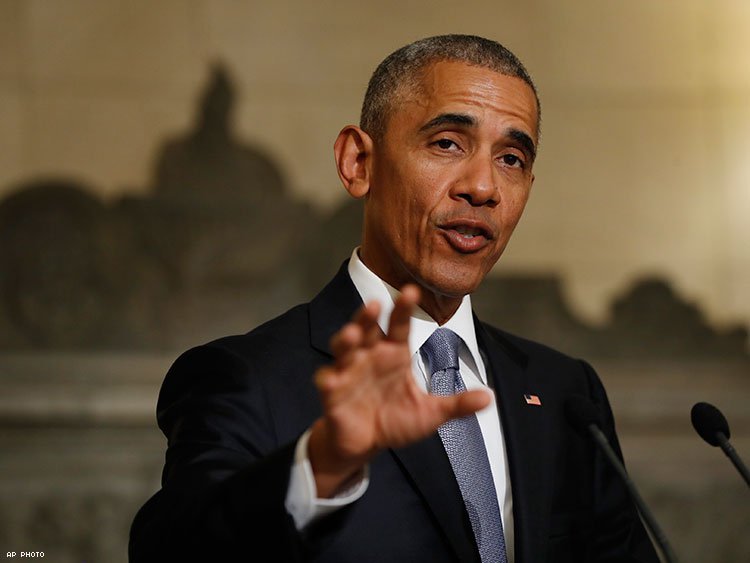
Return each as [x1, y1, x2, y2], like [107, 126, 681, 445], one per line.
[390, 437, 481, 563]
[476, 320, 554, 563]
[309, 261, 363, 357]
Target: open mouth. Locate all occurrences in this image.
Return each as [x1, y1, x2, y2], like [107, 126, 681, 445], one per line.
[453, 225, 484, 239]
[439, 220, 494, 253]
[441, 219, 494, 240]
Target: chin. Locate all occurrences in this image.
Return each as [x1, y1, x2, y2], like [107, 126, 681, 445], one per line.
[422, 267, 485, 299]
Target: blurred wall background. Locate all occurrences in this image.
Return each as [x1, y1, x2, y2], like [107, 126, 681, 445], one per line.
[0, 1, 748, 561]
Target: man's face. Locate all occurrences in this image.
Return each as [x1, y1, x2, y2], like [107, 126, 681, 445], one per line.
[360, 60, 539, 315]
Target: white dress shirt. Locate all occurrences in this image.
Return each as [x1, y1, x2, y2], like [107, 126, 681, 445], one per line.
[285, 249, 514, 561]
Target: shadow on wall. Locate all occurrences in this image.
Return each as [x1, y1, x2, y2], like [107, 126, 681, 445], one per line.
[0, 63, 747, 360]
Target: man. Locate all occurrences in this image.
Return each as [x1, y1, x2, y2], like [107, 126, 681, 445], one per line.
[130, 35, 658, 562]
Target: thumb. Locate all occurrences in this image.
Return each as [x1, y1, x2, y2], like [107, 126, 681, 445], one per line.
[438, 388, 492, 422]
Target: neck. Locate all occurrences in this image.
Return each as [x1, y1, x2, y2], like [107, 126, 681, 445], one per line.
[356, 248, 465, 326]
[418, 292, 462, 325]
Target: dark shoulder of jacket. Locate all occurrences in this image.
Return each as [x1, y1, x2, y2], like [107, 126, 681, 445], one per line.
[157, 302, 315, 406]
[207, 301, 312, 360]
[477, 320, 585, 369]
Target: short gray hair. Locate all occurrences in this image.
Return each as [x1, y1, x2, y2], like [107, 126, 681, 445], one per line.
[360, 34, 540, 141]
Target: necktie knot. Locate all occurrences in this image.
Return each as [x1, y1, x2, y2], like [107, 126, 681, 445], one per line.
[421, 328, 461, 375]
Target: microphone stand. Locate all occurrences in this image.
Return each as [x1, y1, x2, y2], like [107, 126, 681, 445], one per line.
[715, 431, 750, 488]
[586, 423, 680, 563]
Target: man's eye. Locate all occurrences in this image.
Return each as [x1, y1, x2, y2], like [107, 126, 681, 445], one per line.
[435, 138, 457, 150]
[501, 154, 524, 168]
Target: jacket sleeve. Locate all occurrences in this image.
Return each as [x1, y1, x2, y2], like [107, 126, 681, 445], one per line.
[128, 343, 347, 562]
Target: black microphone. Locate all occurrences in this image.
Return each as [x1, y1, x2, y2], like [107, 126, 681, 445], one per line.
[564, 395, 680, 563]
[690, 401, 750, 488]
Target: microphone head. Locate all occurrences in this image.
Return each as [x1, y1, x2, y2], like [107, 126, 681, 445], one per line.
[691, 401, 730, 447]
[564, 395, 601, 435]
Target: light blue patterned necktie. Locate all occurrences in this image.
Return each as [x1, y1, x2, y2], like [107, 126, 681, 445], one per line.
[422, 328, 508, 563]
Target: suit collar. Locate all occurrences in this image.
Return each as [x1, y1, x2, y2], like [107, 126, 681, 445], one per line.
[347, 250, 484, 380]
[309, 261, 363, 357]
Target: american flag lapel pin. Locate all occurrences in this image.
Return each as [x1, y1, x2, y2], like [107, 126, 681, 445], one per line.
[524, 393, 542, 406]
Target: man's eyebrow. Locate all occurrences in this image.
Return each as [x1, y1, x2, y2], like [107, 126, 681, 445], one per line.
[418, 113, 476, 132]
[509, 128, 537, 162]
[418, 114, 537, 161]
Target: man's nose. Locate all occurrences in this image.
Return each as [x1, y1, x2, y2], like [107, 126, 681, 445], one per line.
[454, 154, 499, 207]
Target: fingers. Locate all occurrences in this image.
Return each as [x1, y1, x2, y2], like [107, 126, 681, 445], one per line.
[330, 300, 381, 367]
[314, 365, 338, 394]
[330, 322, 362, 368]
[329, 284, 418, 367]
[386, 284, 420, 343]
[354, 300, 382, 347]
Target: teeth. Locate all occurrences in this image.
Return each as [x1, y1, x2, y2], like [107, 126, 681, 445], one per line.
[454, 226, 480, 238]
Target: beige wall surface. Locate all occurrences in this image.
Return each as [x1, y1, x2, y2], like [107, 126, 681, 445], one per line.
[0, 0, 748, 333]
[0, 3, 749, 562]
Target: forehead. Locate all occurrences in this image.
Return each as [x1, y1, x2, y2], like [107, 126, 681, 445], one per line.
[391, 60, 539, 142]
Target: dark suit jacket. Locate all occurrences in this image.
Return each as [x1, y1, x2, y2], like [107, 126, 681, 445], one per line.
[129, 263, 658, 563]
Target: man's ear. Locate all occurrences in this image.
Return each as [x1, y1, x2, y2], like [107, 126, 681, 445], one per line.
[334, 125, 373, 199]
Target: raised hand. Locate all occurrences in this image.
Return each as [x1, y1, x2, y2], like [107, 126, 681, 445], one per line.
[308, 284, 491, 498]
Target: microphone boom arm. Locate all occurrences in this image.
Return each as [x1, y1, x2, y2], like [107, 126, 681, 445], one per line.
[716, 432, 750, 487]
[587, 423, 681, 563]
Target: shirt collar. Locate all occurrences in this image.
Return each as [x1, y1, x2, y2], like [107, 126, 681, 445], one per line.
[347, 248, 485, 382]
